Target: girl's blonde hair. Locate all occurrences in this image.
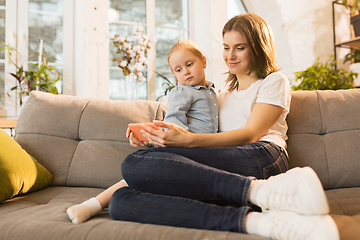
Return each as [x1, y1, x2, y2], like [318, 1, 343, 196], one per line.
[167, 40, 205, 67]
[222, 13, 280, 91]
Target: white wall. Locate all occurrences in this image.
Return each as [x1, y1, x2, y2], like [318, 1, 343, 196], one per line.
[244, 0, 351, 83]
[190, 0, 229, 92]
[191, 0, 351, 90]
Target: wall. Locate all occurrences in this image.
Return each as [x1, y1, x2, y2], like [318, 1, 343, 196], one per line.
[191, 0, 351, 90]
[190, 0, 229, 92]
[244, 0, 351, 84]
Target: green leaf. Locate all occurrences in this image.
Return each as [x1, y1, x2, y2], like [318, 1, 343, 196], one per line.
[292, 55, 355, 91]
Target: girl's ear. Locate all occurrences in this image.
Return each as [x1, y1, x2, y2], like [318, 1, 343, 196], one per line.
[202, 57, 207, 68]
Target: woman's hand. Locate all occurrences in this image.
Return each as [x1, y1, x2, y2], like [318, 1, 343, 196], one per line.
[141, 120, 194, 147]
[126, 127, 147, 147]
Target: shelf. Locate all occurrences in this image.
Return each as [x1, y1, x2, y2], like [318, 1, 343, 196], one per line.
[0, 118, 17, 137]
[336, 36, 360, 49]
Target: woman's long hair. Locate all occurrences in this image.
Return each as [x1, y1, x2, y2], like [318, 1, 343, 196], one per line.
[222, 13, 280, 91]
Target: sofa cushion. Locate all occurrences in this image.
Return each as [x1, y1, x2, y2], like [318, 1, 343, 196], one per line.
[327, 187, 360, 216]
[0, 128, 53, 203]
[331, 213, 360, 240]
[0, 187, 268, 240]
[286, 89, 360, 190]
[14, 91, 167, 189]
[327, 188, 360, 239]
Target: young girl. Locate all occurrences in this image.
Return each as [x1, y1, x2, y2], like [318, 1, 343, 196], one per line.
[66, 40, 219, 223]
[163, 40, 218, 134]
[107, 13, 339, 240]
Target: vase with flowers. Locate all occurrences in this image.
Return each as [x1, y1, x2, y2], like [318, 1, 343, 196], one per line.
[111, 26, 151, 100]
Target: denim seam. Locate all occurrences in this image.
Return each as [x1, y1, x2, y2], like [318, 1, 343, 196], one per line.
[130, 151, 194, 164]
[238, 206, 251, 233]
[241, 176, 254, 206]
[238, 141, 271, 150]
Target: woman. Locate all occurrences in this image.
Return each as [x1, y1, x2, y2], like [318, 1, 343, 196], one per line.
[80, 13, 339, 240]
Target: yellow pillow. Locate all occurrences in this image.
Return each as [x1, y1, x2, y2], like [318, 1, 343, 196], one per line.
[0, 128, 53, 203]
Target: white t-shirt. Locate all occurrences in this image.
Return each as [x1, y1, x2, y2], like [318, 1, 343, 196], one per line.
[217, 72, 292, 149]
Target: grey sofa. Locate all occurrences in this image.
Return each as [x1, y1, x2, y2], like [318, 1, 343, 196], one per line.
[0, 89, 359, 240]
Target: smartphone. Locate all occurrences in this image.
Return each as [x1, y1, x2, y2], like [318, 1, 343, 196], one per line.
[128, 122, 161, 142]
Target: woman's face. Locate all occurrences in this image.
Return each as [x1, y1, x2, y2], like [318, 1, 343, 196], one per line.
[223, 30, 252, 77]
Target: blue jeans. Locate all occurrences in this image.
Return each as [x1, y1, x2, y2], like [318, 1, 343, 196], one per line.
[109, 141, 289, 233]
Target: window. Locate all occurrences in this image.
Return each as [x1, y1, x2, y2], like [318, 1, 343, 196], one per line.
[109, 0, 147, 100]
[227, 0, 247, 19]
[109, 0, 189, 101]
[28, 0, 64, 92]
[154, 0, 188, 99]
[0, 0, 5, 103]
[0, 0, 65, 117]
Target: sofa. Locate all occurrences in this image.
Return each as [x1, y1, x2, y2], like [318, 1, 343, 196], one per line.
[0, 89, 359, 240]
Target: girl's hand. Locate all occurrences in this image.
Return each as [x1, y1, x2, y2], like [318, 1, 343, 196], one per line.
[141, 120, 194, 147]
[126, 127, 147, 147]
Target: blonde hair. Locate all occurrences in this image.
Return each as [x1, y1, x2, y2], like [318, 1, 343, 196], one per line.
[222, 13, 280, 91]
[167, 40, 205, 68]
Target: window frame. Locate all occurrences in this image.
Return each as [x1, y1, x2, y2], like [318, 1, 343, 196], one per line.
[0, 0, 72, 117]
[109, 0, 190, 101]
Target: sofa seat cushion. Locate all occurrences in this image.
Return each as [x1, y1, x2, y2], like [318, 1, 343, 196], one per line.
[331, 214, 360, 240]
[0, 187, 268, 240]
[327, 188, 360, 239]
[327, 187, 360, 216]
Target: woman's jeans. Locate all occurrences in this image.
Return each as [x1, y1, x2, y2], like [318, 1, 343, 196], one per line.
[108, 141, 289, 233]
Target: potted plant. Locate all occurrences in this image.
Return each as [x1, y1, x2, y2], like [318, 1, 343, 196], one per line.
[292, 55, 357, 90]
[0, 42, 62, 106]
[155, 71, 176, 102]
[344, 48, 360, 86]
[341, 0, 360, 37]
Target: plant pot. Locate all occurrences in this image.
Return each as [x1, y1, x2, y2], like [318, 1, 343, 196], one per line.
[350, 62, 360, 87]
[351, 14, 360, 37]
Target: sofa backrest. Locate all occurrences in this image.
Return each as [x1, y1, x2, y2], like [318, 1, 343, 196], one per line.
[14, 91, 166, 189]
[15, 90, 360, 190]
[286, 89, 360, 190]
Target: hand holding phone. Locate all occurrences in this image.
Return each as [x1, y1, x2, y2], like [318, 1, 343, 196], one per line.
[128, 122, 162, 142]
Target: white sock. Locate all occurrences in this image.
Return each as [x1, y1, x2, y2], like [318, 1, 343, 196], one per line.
[67, 197, 102, 224]
[245, 212, 271, 237]
[247, 179, 265, 205]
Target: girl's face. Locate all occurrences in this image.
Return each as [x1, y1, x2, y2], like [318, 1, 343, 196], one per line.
[223, 30, 252, 77]
[168, 48, 206, 87]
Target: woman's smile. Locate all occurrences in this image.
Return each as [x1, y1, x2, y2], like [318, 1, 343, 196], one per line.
[228, 61, 241, 67]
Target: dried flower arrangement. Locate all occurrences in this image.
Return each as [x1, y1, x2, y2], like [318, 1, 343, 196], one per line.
[111, 26, 151, 82]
